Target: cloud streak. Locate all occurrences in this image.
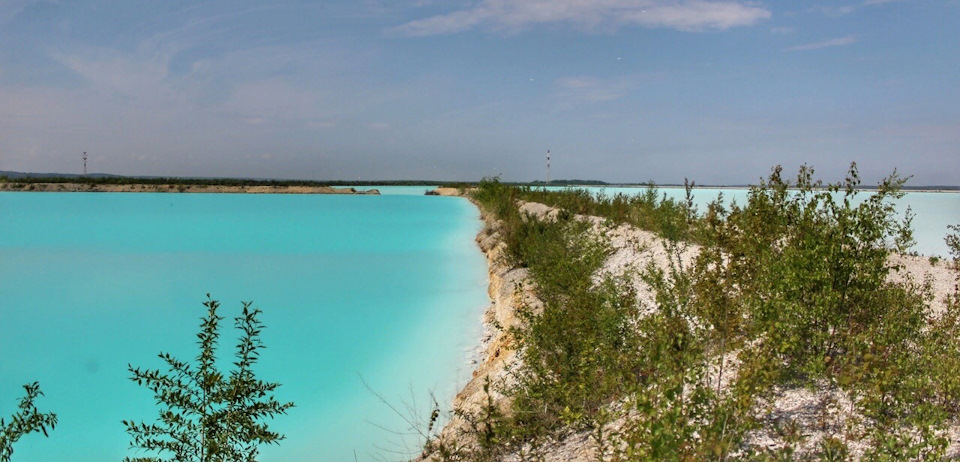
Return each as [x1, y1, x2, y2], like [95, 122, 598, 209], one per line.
[815, 0, 904, 17]
[785, 35, 858, 52]
[391, 0, 771, 36]
[553, 76, 638, 103]
[0, 0, 48, 24]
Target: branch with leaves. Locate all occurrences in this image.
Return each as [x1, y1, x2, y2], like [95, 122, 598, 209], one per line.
[123, 295, 294, 462]
[0, 382, 57, 462]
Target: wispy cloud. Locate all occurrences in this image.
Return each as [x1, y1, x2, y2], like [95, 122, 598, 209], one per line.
[873, 122, 960, 145]
[0, 0, 51, 24]
[391, 0, 771, 36]
[553, 76, 636, 103]
[815, 0, 904, 17]
[817, 5, 857, 17]
[45, 25, 377, 125]
[785, 35, 857, 51]
[51, 47, 173, 99]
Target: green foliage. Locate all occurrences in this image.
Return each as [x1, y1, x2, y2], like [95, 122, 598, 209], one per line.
[471, 179, 746, 454]
[123, 295, 293, 462]
[470, 178, 521, 226]
[912, 223, 960, 441]
[516, 181, 698, 243]
[466, 176, 764, 457]
[509, 269, 640, 439]
[455, 166, 957, 460]
[422, 378, 512, 462]
[693, 164, 919, 377]
[683, 164, 950, 455]
[0, 382, 57, 462]
[471, 179, 650, 446]
[947, 223, 960, 266]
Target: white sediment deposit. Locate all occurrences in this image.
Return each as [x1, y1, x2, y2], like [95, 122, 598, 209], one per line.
[427, 191, 959, 461]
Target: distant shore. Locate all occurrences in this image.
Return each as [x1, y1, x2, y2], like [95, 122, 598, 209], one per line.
[0, 182, 379, 194]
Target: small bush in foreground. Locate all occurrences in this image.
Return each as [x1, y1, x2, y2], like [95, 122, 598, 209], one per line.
[123, 295, 293, 462]
[0, 382, 57, 462]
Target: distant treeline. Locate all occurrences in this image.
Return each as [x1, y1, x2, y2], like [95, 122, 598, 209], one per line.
[0, 173, 463, 188]
[529, 179, 610, 186]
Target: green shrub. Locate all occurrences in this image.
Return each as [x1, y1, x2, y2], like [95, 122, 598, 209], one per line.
[516, 181, 698, 242]
[947, 223, 960, 267]
[123, 295, 293, 462]
[457, 165, 955, 460]
[0, 383, 57, 462]
[693, 164, 919, 377]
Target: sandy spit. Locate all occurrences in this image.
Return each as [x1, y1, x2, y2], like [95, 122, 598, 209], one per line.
[0, 182, 379, 194]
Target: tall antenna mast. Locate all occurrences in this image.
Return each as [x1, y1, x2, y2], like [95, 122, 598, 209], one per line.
[82, 151, 88, 175]
[546, 149, 551, 184]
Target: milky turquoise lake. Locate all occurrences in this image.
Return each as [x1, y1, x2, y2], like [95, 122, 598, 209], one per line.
[0, 191, 487, 461]
[0, 186, 956, 461]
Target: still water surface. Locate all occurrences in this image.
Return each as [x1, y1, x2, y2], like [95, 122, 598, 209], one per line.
[1, 186, 955, 460]
[0, 192, 487, 461]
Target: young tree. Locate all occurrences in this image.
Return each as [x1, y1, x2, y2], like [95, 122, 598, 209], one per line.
[123, 295, 293, 462]
[947, 223, 960, 266]
[0, 382, 57, 462]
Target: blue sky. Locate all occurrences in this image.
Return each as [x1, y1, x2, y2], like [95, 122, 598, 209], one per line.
[0, 0, 957, 184]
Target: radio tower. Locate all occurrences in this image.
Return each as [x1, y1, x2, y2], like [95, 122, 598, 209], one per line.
[546, 149, 551, 184]
[82, 152, 88, 175]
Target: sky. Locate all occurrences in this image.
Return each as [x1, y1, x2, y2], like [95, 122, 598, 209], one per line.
[0, 0, 958, 184]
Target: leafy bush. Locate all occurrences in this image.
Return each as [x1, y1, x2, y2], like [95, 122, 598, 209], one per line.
[693, 165, 918, 376]
[518, 181, 698, 242]
[0, 382, 57, 462]
[452, 165, 958, 460]
[685, 164, 949, 456]
[947, 223, 960, 267]
[471, 180, 648, 447]
[123, 295, 293, 462]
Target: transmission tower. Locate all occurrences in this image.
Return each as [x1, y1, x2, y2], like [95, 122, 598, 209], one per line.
[82, 152, 88, 175]
[546, 149, 551, 184]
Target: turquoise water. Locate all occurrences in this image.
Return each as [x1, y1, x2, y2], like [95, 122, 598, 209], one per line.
[0, 193, 488, 461]
[2, 187, 954, 461]
[540, 186, 960, 257]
